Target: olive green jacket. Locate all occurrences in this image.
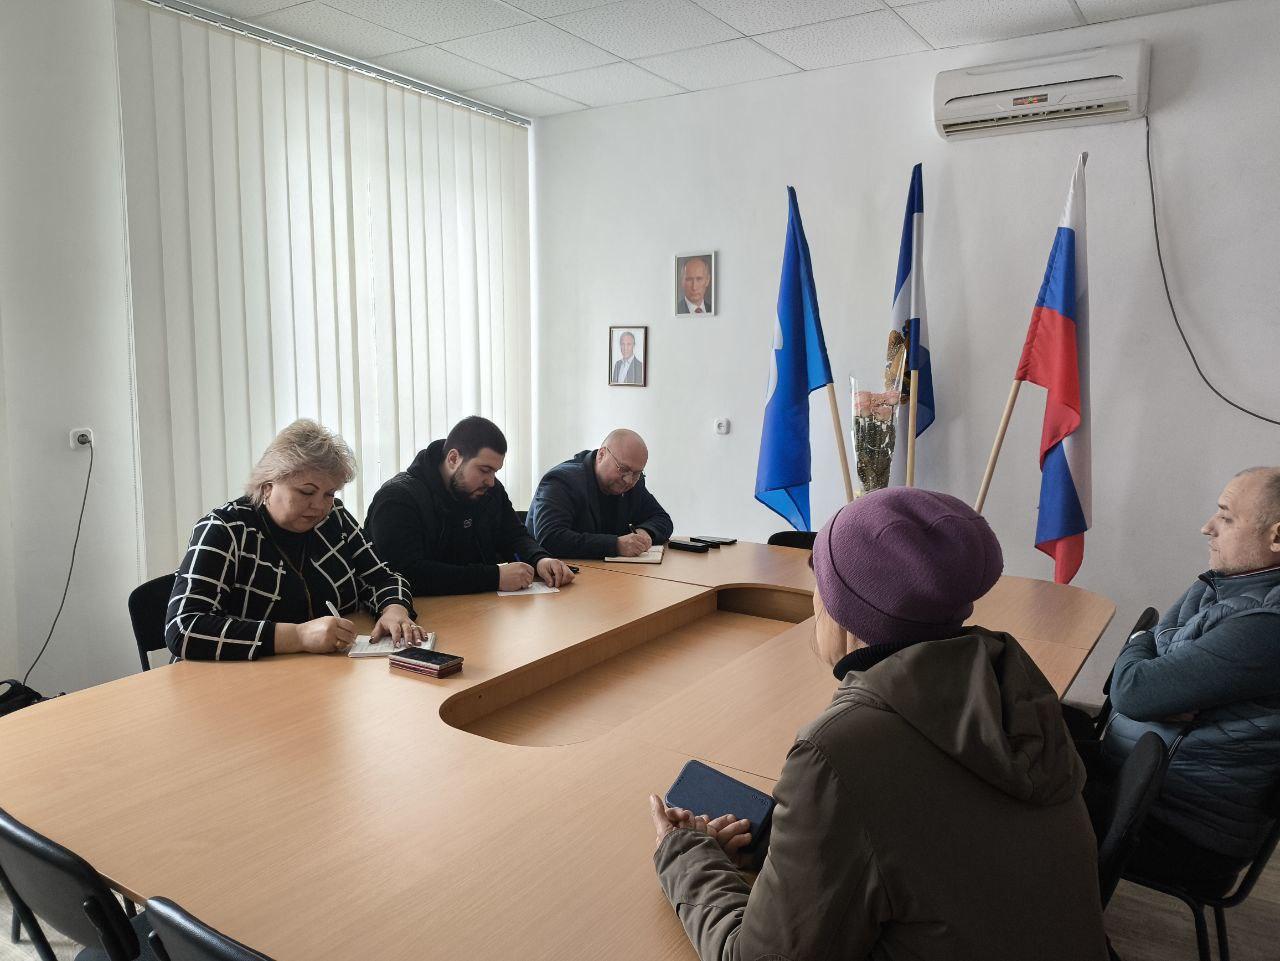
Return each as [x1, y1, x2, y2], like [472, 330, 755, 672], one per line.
[654, 629, 1108, 961]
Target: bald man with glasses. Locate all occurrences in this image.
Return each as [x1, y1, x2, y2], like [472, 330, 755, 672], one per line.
[526, 429, 673, 559]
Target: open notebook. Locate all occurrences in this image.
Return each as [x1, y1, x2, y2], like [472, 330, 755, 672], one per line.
[604, 544, 665, 564]
[348, 633, 437, 657]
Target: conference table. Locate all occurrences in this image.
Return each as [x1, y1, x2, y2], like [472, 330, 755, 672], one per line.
[0, 542, 1114, 960]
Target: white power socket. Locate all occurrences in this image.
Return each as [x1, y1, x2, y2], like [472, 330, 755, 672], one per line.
[714, 418, 731, 435]
[69, 428, 94, 449]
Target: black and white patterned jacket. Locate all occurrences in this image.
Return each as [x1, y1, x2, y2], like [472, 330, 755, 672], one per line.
[166, 498, 416, 661]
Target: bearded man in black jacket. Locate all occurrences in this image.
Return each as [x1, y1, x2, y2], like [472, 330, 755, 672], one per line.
[365, 416, 575, 595]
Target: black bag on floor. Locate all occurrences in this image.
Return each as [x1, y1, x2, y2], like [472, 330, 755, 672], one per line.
[0, 679, 46, 718]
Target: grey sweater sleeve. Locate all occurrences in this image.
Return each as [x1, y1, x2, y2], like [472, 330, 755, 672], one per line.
[1110, 612, 1280, 720]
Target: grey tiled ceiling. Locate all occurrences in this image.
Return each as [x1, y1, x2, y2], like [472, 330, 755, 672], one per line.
[194, 0, 1240, 117]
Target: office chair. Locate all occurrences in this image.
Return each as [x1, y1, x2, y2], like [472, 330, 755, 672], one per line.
[1093, 732, 1169, 908]
[128, 574, 177, 672]
[146, 898, 275, 961]
[1060, 606, 1159, 747]
[1122, 780, 1280, 961]
[515, 510, 528, 525]
[766, 531, 816, 550]
[0, 806, 155, 961]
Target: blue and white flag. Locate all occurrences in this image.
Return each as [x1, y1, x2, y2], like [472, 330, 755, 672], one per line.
[894, 163, 935, 435]
[755, 187, 834, 531]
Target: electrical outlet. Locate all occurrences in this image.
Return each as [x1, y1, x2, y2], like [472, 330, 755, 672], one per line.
[69, 428, 94, 449]
[714, 418, 730, 435]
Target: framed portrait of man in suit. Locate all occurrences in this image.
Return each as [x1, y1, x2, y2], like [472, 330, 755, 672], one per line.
[674, 252, 715, 316]
[608, 326, 647, 387]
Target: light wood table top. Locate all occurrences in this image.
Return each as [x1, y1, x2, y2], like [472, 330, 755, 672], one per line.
[572, 539, 817, 593]
[0, 547, 1113, 961]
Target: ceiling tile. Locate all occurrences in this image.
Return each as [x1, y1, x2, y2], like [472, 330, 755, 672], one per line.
[251, 2, 419, 58]
[1075, 0, 1229, 24]
[532, 62, 684, 106]
[690, 0, 886, 35]
[635, 37, 798, 90]
[439, 21, 618, 79]
[895, 0, 1082, 48]
[324, 0, 532, 44]
[755, 9, 929, 67]
[503, 0, 616, 16]
[467, 81, 586, 116]
[372, 45, 515, 91]
[198, 0, 304, 18]
[551, 0, 742, 59]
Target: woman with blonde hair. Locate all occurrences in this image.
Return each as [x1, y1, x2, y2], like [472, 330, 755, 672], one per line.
[166, 419, 421, 660]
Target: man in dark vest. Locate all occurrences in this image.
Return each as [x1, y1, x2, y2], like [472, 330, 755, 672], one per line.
[1103, 466, 1280, 891]
[365, 416, 575, 595]
[526, 429, 672, 560]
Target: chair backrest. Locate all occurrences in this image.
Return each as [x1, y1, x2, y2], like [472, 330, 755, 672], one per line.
[0, 807, 139, 960]
[1096, 731, 1169, 906]
[146, 898, 275, 961]
[128, 574, 177, 671]
[515, 509, 528, 526]
[766, 531, 816, 550]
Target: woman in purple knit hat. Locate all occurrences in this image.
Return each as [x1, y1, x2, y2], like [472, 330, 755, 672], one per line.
[648, 487, 1108, 961]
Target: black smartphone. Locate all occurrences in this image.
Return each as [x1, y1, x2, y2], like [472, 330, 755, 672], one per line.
[667, 538, 710, 553]
[692, 536, 737, 546]
[666, 760, 775, 853]
[391, 648, 463, 668]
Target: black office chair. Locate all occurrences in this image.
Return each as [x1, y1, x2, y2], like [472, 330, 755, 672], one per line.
[0, 806, 156, 961]
[515, 510, 528, 525]
[128, 575, 176, 672]
[1060, 606, 1159, 747]
[145, 898, 274, 961]
[766, 531, 816, 550]
[1093, 731, 1169, 908]
[1122, 781, 1280, 961]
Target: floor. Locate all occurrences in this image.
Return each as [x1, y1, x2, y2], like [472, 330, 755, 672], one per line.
[2, 858, 1276, 960]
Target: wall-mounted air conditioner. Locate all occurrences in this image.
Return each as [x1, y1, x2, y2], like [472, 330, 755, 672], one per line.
[934, 41, 1149, 141]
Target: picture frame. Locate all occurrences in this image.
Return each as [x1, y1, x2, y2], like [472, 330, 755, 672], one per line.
[608, 326, 648, 387]
[674, 251, 716, 316]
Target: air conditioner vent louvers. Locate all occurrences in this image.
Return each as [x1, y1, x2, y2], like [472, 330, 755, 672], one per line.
[941, 101, 1132, 135]
[934, 42, 1149, 141]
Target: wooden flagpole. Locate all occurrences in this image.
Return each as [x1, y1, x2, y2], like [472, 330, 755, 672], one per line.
[903, 318, 919, 487]
[905, 377, 919, 487]
[974, 379, 1023, 513]
[826, 383, 855, 503]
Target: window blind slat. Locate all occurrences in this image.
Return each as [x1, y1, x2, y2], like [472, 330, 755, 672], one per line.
[117, 0, 533, 572]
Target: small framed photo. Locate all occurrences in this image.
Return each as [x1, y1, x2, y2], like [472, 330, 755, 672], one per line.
[608, 326, 648, 387]
[675, 252, 716, 316]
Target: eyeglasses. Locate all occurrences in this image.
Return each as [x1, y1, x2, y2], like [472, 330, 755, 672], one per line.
[603, 445, 644, 483]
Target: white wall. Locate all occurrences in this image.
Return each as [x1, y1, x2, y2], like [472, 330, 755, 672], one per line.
[532, 0, 1280, 703]
[0, 0, 145, 692]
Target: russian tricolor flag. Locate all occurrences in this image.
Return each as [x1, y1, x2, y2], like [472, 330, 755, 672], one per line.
[894, 164, 935, 435]
[1016, 154, 1091, 584]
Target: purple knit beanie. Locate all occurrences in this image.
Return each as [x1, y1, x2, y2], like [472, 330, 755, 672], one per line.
[812, 487, 1003, 647]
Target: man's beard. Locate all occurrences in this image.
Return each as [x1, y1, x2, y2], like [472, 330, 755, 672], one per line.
[449, 471, 486, 502]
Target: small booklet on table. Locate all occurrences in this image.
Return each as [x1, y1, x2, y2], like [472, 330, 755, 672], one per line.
[604, 544, 665, 564]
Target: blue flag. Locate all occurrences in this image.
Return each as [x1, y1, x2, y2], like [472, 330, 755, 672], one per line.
[893, 163, 935, 436]
[755, 187, 834, 531]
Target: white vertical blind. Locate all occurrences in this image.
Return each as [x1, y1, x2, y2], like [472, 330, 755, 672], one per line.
[114, 0, 532, 576]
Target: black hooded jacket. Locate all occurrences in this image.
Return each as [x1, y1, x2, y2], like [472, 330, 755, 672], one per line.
[364, 440, 549, 595]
